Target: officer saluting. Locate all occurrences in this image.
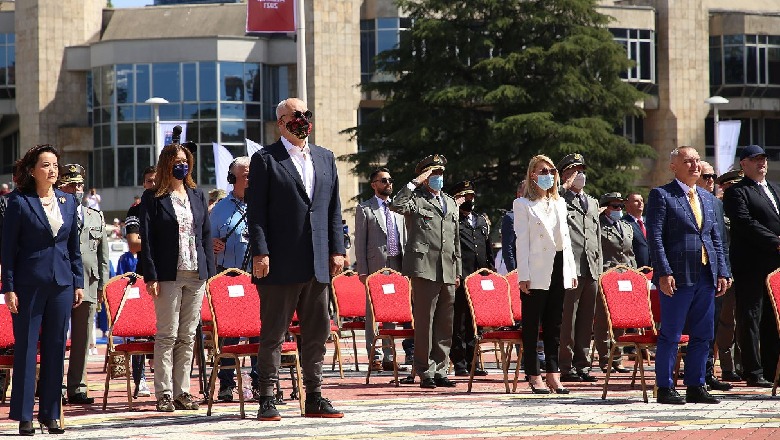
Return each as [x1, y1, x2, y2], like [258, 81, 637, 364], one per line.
[448, 180, 494, 377]
[58, 164, 109, 405]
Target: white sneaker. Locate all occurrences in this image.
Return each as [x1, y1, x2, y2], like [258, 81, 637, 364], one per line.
[136, 380, 151, 397]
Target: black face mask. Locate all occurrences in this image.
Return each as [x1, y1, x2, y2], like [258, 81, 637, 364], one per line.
[286, 116, 312, 139]
[461, 200, 475, 212]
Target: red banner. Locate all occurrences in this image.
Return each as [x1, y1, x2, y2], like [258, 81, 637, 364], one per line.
[246, 0, 296, 33]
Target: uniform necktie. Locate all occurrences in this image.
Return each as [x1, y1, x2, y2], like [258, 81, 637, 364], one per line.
[384, 201, 399, 257]
[636, 218, 646, 238]
[687, 188, 708, 265]
[77, 207, 84, 233]
[436, 195, 446, 214]
[579, 193, 588, 212]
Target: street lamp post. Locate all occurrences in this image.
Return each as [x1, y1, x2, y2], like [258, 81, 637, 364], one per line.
[705, 95, 729, 175]
[145, 97, 169, 162]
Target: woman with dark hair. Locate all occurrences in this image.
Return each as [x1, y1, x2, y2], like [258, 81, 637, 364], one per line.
[2, 145, 84, 435]
[140, 143, 215, 412]
[514, 154, 578, 395]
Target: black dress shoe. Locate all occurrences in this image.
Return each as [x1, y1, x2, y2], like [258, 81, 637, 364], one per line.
[398, 376, 415, 385]
[19, 421, 34, 436]
[601, 365, 631, 374]
[68, 392, 94, 405]
[578, 371, 598, 382]
[560, 372, 582, 382]
[686, 385, 720, 404]
[382, 361, 408, 372]
[434, 376, 457, 387]
[721, 371, 743, 382]
[37, 419, 65, 434]
[706, 376, 733, 391]
[304, 396, 344, 418]
[420, 378, 437, 389]
[454, 369, 487, 377]
[746, 376, 773, 388]
[656, 387, 686, 405]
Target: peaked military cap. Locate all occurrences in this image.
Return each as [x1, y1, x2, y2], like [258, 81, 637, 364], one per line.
[449, 180, 475, 197]
[58, 163, 85, 185]
[415, 154, 447, 175]
[556, 153, 586, 173]
[599, 192, 624, 207]
[716, 169, 743, 186]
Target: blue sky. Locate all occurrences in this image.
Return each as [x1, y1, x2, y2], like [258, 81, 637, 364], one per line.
[111, 0, 153, 7]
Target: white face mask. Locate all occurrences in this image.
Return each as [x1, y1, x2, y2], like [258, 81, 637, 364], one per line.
[572, 171, 586, 190]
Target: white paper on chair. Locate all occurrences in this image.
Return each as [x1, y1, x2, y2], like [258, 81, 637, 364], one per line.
[127, 287, 140, 299]
[481, 279, 495, 291]
[617, 280, 633, 292]
[382, 284, 395, 294]
[0, 294, 4, 304]
[228, 285, 245, 297]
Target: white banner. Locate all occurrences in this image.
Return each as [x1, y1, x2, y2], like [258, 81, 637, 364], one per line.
[213, 142, 235, 191]
[246, 138, 263, 157]
[717, 120, 742, 175]
[157, 121, 188, 160]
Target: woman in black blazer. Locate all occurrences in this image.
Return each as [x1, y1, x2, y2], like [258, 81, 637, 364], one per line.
[2, 145, 84, 435]
[140, 143, 215, 412]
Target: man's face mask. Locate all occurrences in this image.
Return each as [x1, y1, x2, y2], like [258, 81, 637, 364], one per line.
[284, 110, 313, 140]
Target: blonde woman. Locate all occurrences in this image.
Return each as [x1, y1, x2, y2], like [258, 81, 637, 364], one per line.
[514, 155, 578, 394]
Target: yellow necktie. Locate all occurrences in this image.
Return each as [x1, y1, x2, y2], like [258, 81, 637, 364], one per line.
[688, 188, 708, 265]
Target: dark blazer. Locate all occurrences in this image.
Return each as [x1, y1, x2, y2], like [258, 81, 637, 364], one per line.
[500, 210, 516, 271]
[458, 211, 494, 274]
[247, 140, 345, 285]
[1, 189, 84, 293]
[139, 187, 215, 282]
[622, 213, 650, 268]
[723, 177, 780, 276]
[647, 180, 730, 288]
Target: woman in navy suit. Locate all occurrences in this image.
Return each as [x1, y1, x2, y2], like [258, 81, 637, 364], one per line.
[1, 145, 84, 435]
[140, 142, 215, 412]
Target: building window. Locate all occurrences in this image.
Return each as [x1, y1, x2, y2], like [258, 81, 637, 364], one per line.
[712, 34, 780, 89]
[1, 131, 18, 175]
[0, 33, 15, 99]
[360, 17, 411, 83]
[616, 115, 644, 145]
[610, 28, 655, 83]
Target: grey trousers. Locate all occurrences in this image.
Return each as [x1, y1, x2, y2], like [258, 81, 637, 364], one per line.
[411, 277, 455, 380]
[365, 255, 403, 360]
[153, 270, 206, 398]
[66, 300, 95, 396]
[558, 275, 597, 373]
[716, 285, 737, 372]
[257, 278, 330, 396]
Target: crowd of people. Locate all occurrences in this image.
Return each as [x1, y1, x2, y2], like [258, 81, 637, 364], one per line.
[1, 96, 779, 435]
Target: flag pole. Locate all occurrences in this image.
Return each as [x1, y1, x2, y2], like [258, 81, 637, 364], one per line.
[296, 0, 307, 103]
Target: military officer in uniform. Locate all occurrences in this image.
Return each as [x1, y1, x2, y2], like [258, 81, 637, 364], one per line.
[557, 153, 603, 383]
[391, 154, 462, 389]
[58, 164, 109, 405]
[593, 192, 635, 373]
[448, 181, 494, 377]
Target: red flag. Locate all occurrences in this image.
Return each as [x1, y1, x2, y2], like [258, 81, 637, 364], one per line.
[246, 0, 296, 33]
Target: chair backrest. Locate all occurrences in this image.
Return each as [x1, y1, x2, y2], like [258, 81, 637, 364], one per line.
[505, 270, 522, 322]
[201, 293, 213, 322]
[0, 292, 13, 348]
[112, 275, 157, 339]
[331, 270, 367, 319]
[599, 265, 654, 331]
[639, 267, 661, 322]
[365, 268, 413, 325]
[103, 274, 131, 327]
[206, 268, 261, 342]
[765, 268, 780, 333]
[463, 269, 514, 330]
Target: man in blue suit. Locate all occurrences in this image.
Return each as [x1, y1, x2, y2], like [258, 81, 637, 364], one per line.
[646, 146, 731, 405]
[247, 98, 345, 421]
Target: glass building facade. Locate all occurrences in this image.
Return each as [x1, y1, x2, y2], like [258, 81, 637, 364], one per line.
[0, 33, 15, 100]
[89, 61, 289, 187]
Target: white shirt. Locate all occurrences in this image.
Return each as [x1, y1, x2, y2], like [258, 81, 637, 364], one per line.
[755, 179, 779, 214]
[282, 137, 315, 200]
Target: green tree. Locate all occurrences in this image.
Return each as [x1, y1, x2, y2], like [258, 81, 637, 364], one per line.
[345, 0, 653, 220]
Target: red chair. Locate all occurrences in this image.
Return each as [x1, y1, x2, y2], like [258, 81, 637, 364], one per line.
[331, 270, 368, 372]
[599, 265, 688, 403]
[463, 269, 521, 393]
[505, 270, 524, 392]
[101, 273, 157, 410]
[205, 268, 304, 418]
[765, 268, 780, 396]
[364, 268, 415, 386]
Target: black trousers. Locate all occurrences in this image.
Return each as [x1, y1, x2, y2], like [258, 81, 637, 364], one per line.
[733, 270, 780, 381]
[522, 252, 565, 376]
[449, 284, 476, 373]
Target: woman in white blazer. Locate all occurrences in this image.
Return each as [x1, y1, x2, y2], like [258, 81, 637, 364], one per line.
[514, 154, 578, 394]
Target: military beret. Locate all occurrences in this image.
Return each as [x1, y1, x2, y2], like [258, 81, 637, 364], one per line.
[716, 169, 744, 185]
[58, 163, 85, 185]
[556, 153, 586, 173]
[599, 192, 624, 207]
[415, 154, 447, 175]
[449, 180, 475, 197]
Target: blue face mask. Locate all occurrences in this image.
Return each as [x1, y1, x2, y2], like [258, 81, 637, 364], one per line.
[609, 210, 623, 222]
[428, 174, 444, 191]
[172, 163, 189, 180]
[536, 174, 555, 191]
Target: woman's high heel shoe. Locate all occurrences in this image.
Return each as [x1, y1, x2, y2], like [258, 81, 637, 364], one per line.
[529, 381, 551, 394]
[19, 421, 35, 436]
[546, 380, 570, 394]
[37, 419, 65, 434]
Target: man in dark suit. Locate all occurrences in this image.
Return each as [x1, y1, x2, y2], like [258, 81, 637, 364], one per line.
[647, 146, 731, 405]
[622, 192, 650, 269]
[723, 145, 780, 388]
[247, 98, 345, 420]
[500, 181, 525, 271]
[448, 180, 493, 377]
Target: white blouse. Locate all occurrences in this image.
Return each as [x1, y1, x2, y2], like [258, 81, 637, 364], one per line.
[170, 192, 198, 271]
[42, 195, 64, 237]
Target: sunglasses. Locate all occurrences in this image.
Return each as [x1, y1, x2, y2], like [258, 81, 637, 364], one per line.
[609, 203, 625, 209]
[701, 173, 717, 180]
[291, 110, 313, 119]
[372, 177, 394, 185]
[536, 167, 557, 175]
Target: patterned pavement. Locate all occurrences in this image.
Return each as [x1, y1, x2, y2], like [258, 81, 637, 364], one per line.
[2, 343, 780, 439]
